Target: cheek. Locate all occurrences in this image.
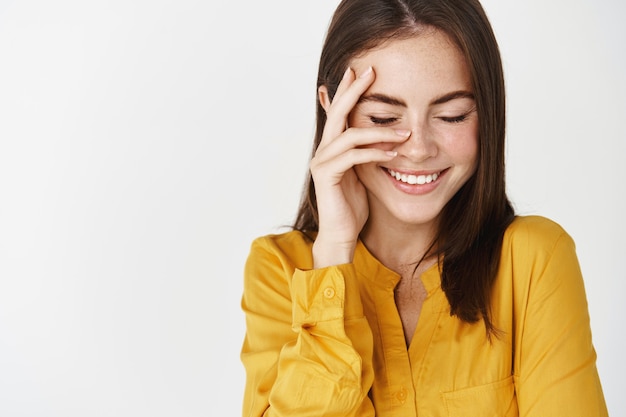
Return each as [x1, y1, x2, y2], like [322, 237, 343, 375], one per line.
[353, 162, 381, 184]
[458, 133, 478, 164]
[440, 123, 479, 164]
[465, 131, 479, 167]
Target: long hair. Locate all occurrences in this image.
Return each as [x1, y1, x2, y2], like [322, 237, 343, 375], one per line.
[293, 0, 515, 336]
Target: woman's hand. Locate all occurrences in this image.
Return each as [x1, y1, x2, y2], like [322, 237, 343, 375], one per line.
[310, 66, 410, 268]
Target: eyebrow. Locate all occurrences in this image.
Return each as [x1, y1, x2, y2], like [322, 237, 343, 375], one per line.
[432, 90, 475, 105]
[357, 90, 475, 107]
[358, 93, 406, 106]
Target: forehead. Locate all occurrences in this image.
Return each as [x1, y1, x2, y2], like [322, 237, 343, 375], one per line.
[349, 29, 472, 100]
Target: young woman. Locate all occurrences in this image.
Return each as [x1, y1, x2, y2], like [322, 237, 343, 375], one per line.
[240, 0, 608, 415]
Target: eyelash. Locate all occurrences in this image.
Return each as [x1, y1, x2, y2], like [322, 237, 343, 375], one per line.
[369, 117, 398, 126]
[369, 114, 469, 125]
[439, 114, 468, 123]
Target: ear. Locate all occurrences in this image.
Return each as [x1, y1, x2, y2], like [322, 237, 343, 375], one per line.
[318, 85, 331, 112]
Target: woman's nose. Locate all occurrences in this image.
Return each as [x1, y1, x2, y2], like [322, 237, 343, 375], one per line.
[394, 122, 438, 162]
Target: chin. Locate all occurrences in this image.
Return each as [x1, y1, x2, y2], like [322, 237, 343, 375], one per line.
[390, 207, 442, 228]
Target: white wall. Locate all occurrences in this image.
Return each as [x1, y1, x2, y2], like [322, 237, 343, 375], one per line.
[0, 0, 623, 415]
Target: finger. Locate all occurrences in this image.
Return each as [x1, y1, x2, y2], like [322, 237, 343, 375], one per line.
[331, 67, 355, 104]
[320, 67, 375, 146]
[323, 67, 374, 137]
[315, 127, 410, 160]
[329, 66, 373, 114]
[311, 147, 398, 181]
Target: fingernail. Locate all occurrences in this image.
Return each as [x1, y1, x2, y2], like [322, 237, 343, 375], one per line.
[359, 66, 373, 78]
[395, 129, 411, 136]
[386, 151, 398, 157]
[343, 67, 352, 79]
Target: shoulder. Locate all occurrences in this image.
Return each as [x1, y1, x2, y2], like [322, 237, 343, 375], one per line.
[504, 215, 574, 253]
[501, 215, 579, 281]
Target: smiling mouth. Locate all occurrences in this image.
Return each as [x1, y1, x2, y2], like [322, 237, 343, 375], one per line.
[387, 168, 442, 185]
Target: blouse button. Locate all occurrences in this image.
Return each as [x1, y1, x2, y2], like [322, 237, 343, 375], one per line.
[396, 387, 407, 403]
[323, 287, 335, 299]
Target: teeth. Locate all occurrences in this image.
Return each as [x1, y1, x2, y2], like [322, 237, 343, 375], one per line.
[388, 169, 439, 185]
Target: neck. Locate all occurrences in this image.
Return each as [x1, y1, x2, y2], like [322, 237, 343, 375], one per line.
[360, 218, 438, 275]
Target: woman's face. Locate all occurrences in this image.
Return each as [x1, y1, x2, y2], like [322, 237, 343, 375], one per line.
[348, 29, 478, 231]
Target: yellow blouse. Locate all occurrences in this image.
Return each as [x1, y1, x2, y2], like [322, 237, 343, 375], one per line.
[240, 216, 607, 416]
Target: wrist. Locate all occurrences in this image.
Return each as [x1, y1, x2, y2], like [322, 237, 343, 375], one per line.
[312, 237, 356, 269]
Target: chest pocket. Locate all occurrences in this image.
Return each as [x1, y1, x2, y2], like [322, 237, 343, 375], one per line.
[442, 376, 518, 417]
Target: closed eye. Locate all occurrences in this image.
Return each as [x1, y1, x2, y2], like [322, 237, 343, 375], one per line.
[439, 114, 468, 123]
[439, 108, 476, 124]
[369, 116, 398, 126]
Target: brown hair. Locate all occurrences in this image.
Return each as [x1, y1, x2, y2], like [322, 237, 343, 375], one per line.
[293, 0, 515, 336]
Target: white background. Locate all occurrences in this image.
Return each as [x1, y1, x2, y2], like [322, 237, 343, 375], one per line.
[0, 0, 624, 415]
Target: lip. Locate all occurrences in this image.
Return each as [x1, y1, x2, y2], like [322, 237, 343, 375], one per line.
[382, 167, 447, 195]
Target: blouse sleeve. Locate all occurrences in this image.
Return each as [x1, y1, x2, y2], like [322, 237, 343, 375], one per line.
[240, 236, 375, 417]
[513, 227, 608, 416]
